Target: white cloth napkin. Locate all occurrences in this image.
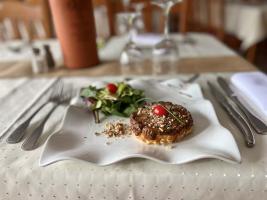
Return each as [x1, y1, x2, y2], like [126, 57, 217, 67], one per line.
[231, 72, 267, 121]
[132, 34, 163, 47]
[98, 34, 162, 61]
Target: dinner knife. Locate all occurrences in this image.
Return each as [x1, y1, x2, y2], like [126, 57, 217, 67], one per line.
[217, 77, 267, 135]
[208, 82, 255, 147]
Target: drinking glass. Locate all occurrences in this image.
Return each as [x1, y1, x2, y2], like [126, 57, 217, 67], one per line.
[152, 0, 182, 75]
[122, 0, 131, 10]
[132, 2, 145, 33]
[119, 12, 145, 75]
[0, 23, 7, 42]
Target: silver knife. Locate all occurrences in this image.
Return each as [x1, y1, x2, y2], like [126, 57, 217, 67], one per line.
[217, 77, 267, 135]
[208, 82, 255, 147]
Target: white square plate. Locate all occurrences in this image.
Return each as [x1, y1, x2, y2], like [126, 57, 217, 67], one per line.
[40, 79, 241, 166]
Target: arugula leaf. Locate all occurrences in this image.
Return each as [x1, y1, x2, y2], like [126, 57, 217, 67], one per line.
[117, 82, 127, 96]
[110, 109, 126, 117]
[95, 100, 102, 109]
[123, 104, 137, 116]
[80, 87, 97, 98]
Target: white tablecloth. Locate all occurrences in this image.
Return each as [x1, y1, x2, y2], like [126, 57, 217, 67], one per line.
[0, 33, 236, 68]
[0, 39, 63, 64]
[225, 2, 267, 50]
[99, 33, 236, 61]
[1, 75, 267, 200]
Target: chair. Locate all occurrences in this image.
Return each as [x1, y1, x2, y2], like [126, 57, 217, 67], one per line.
[168, 0, 191, 34]
[0, 0, 53, 40]
[188, 0, 258, 62]
[187, 0, 225, 40]
[93, 0, 123, 35]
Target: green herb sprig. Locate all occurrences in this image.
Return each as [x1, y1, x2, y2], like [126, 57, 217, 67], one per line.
[160, 104, 184, 125]
[138, 98, 184, 125]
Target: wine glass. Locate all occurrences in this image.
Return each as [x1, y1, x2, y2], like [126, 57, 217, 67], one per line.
[116, 2, 145, 35]
[119, 12, 145, 75]
[122, 0, 131, 10]
[132, 2, 146, 33]
[152, 0, 182, 75]
[0, 23, 7, 42]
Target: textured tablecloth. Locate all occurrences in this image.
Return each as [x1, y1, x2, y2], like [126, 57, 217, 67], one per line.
[225, 2, 267, 50]
[1, 75, 267, 200]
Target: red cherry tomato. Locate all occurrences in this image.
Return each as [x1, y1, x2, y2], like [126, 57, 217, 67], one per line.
[153, 105, 167, 116]
[107, 83, 117, 94]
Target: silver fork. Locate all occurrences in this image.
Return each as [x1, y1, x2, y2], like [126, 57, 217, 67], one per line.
[6, 80, 63, 144]
[21, 85, 73, 151]
[183, 74, 200, 84]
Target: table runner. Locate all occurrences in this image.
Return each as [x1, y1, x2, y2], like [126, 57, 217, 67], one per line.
[1, 75, 267, 200]
[0, 56, 255, 78]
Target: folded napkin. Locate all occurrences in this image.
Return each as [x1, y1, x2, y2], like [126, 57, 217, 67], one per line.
[231, 72, 267, 120]
[132, 34, 162, 47]
[99, 34, 162, 61]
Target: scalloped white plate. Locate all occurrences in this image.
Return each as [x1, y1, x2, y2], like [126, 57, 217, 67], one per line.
[40, 80, 241, 166]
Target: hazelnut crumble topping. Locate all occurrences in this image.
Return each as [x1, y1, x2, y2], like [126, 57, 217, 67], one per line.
[98, 122, 131, 138]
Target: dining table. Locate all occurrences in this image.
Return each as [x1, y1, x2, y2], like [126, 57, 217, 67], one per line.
[1, 33, 267, 200]
[0, 33, 255, 77]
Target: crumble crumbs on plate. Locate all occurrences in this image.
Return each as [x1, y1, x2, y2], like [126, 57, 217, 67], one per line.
[95, 121, 131, 138]
[95, 120, 176, 149]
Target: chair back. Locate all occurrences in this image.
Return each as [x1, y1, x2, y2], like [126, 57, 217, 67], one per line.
[93, 0, 125, 36]
[188, 0, 225, 40]
[0, 1, 52, 40]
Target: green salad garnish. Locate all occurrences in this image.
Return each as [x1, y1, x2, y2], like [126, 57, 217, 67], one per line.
[80, 82, 145, 123]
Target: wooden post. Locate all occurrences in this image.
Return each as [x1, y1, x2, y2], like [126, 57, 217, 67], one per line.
[49, 0, 99, 69]
[41, 0, 53, 38]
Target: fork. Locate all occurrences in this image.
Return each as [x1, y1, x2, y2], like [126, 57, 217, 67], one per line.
[21, 85, 73, 151]
[183, 74, 200, 84]
[6, 80, 63, 144]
